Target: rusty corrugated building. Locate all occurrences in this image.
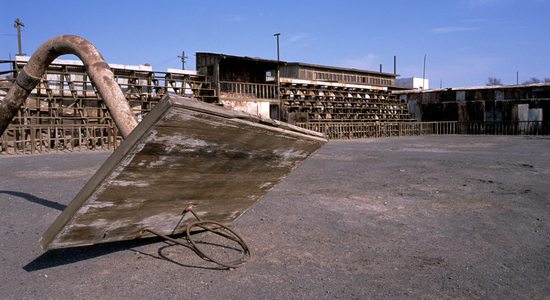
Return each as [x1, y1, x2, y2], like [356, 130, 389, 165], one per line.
[395, 84, 549, 123]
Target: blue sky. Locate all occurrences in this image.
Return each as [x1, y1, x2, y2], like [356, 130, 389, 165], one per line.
[0, 0, 549, 87]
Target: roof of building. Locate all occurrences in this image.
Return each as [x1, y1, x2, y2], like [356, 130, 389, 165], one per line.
[393, 82, 550, 94]
[13, 55, 154, 72]
[196, 52, 398, 78]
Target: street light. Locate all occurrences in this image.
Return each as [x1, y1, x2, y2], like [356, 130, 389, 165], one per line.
[274, 33, 280, 62]
[273, 33, 281, 120]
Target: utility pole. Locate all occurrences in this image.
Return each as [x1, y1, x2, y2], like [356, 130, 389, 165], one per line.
[14, 18, 25, 56]
[178, 51, 187, 70]
[274, 33, 281, 120]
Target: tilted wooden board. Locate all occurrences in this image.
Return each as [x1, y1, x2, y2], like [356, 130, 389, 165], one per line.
[41, 94, 327, 249]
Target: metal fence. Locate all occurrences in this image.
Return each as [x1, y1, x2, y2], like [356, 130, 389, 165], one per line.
[296, 121, 550, 140]
[1, 121, 548, 154]
[0, 124, 120, 155]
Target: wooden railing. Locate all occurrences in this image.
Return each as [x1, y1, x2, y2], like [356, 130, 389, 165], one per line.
[219, 81, 278, 100]
[0, 124, 120, 155]
[296, 121, 550, 140]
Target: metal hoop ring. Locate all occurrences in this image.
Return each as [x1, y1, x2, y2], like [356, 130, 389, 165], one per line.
[186, 220, 250, 269]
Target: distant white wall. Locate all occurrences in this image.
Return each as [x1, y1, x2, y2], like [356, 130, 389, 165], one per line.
[528, 108, 543, 122]
[396, 77, 429, 90]
[517, 104, 543, 122]
[518, 104, 529, 122]
[220, 99, 271, 119]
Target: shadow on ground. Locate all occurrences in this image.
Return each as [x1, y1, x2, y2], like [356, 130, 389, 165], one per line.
[24, 233, 227, 272]
[0, 190, 66, 211]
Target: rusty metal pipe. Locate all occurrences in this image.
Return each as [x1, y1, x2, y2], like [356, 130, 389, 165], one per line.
[0, 35, 138, 138]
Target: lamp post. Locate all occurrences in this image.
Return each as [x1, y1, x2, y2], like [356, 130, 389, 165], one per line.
[422, 54, 427, 90]
[274, 33, 280, 62]
[274, 33, 281, 120]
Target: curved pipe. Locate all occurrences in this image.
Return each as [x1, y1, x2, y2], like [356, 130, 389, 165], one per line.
[0, 35, 138, 138]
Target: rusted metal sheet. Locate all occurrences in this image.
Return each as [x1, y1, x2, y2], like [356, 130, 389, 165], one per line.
[41, 94, 327, 249]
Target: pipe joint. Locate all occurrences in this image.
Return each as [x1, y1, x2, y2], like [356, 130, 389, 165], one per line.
[15, 68, 42, 92]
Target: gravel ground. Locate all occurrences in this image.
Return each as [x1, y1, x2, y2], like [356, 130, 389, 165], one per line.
[1, 135, 549, 299]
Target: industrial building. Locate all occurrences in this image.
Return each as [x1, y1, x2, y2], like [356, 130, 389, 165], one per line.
[0, 53, 413, 154]
[2, 51, 549, 155]
[195, 52, 412, 123]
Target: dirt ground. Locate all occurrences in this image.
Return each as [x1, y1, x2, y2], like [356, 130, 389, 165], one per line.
[1, 135, 549, 299]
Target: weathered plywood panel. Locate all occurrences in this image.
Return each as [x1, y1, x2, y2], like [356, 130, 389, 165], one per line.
[41, 95, 326, 249]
